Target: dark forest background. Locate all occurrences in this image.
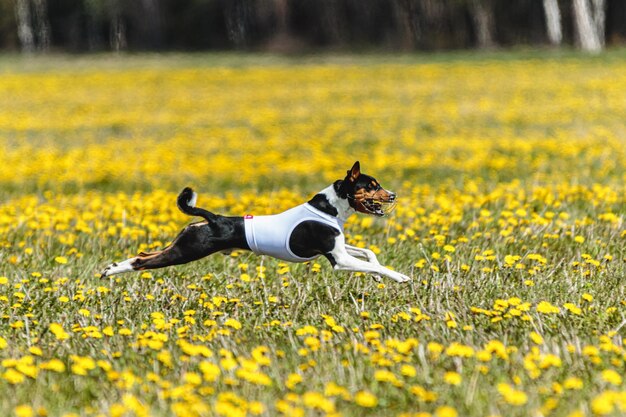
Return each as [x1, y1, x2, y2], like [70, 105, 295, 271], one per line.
[1, 0, 624, 53]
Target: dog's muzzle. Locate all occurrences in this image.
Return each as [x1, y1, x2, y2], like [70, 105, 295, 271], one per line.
[362, 192, 397, 217]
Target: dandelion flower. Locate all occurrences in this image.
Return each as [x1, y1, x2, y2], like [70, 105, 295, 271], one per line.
[435, 406, 458, 417]
[354, 391, 378, 408]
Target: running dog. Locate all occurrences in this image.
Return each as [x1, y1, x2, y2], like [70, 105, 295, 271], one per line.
[101, 161, 411, 283]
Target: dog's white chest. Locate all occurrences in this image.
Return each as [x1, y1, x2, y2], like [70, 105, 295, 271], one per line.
[244, 204, 343, 263]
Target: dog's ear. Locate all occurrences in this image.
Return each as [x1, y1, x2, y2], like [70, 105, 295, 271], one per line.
[347, 161, 360, 182]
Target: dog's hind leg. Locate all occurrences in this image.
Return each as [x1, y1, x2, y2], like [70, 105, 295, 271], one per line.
[101, 256, 140, 276]
[101, 217, 247, 277]
[121, 237, 233, 273]
[130, 245, 200, 270]
[101, 225, 211, 277]
[100, 247, 191, 277]
[101, 246, 204, 277]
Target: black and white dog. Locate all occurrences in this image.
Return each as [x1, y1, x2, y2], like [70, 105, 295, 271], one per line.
[101, 162, 411, 283]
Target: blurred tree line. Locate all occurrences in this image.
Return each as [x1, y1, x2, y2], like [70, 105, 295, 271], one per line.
[1, 0, 624, 54]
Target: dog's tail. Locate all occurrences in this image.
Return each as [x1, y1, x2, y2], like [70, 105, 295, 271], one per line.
[177, 187, 216, 222]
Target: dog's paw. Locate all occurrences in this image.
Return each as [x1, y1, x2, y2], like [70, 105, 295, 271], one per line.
[394, 273, 411, 283]
[100, 263, 116, 278]
[371, 274, 383, 283]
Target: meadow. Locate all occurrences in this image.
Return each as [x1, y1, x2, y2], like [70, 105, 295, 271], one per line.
[0, 51, 625, 417]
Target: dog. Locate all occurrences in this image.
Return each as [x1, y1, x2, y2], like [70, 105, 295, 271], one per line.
[101, 161, 411, 283]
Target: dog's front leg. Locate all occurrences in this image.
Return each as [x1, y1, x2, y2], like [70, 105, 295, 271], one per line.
[344, 244, 381, 264]
[333, 252, 410, 283]
[344, 244, 383, 282]
[330, 238, 410, 283]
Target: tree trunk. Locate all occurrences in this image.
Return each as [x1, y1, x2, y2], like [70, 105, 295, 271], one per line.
[32, 0, 50, 51]
[418, 0, 445, 49]
[85, 0, 104, 51]
[140, 0, 162, 49]
[224, 0, 252, 48]
[263, 0, 304, 53]
[469, 0, 495, 49]
[542, 0, 562, 45]
[14, 0, 35, 52]
[273, 0, 288, 34]
[110, 14, 127, 51]
[393, 0, 420, 50]
[321, 0, 345, 45]
[573, 0, 602, 52]
[591, 0, 606, 46]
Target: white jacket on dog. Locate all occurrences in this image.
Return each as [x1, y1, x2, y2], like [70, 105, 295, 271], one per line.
[244, 203, 344, 262]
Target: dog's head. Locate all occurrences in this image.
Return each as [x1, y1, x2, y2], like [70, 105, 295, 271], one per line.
[335, 161, 397, 217]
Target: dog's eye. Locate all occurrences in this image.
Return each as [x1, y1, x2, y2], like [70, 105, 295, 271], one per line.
[366, 182, 380, 191]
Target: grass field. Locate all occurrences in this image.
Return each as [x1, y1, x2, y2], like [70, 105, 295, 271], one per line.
[1, 51, 626, 417]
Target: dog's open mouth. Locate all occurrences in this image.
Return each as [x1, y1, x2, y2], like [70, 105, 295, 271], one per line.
[363, 198, 397, 216]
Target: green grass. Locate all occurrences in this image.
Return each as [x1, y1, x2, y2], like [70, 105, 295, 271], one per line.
[1, 52, 626, 417]
[2, 47, 626, 73]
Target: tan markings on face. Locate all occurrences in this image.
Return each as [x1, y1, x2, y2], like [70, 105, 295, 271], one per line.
[352, 185, 394, 215]
[355, 187, 393, 202]
[350, 190, 367, 214]
[353, 189, 366, 202]
[373, 188, 394, 202]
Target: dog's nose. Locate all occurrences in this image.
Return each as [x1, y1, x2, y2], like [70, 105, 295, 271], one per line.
[388, 192, 396, 202]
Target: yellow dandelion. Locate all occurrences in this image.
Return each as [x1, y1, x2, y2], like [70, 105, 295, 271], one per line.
[354, 391, 378, 408]
[529, 331, 544, 345]
[224, 318, 242, 330]
[40, 359, 66, 373]
[14, 405, 34, 417]
[285, 373, 303, 390]
[563, 377, 583, 390]
[49, 323, 70, 341]
[435, 406, 458, 417]
[401, 364, 417, 377]
[536, 301, 560, 314]
[444, 371, 462, 386]
[54, 256, 68, 264]
[601, 369, 622, 386]
[591, 392, 615, 415]
[497, 383, 528, 406]
[582, 293, 594, 302]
